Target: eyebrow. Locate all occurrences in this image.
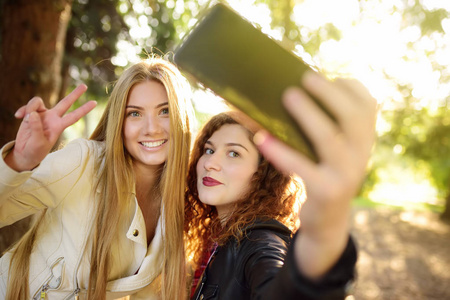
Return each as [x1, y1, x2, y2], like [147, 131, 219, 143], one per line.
[205, 140, 249, 152]
[156, 102, 169, 108]
[126, 102, 169, 110]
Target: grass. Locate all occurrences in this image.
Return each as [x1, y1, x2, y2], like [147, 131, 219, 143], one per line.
[352, 196, 445, 214]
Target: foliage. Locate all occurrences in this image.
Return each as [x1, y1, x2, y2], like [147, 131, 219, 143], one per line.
[247, 0, 450, 215]
[63, 0, 128, 99]
[30, 0, 450, 214]
[380, 106, 450, 196]
[62, 0, 210, 104]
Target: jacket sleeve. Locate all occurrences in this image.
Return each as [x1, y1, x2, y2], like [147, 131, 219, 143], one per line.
[244, 231, 357, 300]
[0, 139, 94, 227]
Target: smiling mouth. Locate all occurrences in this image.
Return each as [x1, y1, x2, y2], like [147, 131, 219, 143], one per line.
[140, 140, 167, 148]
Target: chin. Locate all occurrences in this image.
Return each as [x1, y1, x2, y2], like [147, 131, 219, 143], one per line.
[197, 193, 215, 207]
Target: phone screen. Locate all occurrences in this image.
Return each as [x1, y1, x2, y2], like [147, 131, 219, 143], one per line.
[174, 3, 318, 161]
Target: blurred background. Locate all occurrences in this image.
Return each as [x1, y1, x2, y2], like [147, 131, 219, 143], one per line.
[0, 0, 449, 299]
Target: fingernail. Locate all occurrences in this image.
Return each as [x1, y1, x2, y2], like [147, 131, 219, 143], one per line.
[283, 88, 297, 102]
[14, 110, 21, 118]
[253, 130, 269, 147]
[24, 113, 30, 122]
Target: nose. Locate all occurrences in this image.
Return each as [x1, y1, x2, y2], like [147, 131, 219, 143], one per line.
[203, 152, 221, 171]
[143, 114, 162, 135]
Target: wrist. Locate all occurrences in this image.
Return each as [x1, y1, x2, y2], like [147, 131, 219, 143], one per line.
[4, 148, 37, 172]
[294, 227, 350, 280]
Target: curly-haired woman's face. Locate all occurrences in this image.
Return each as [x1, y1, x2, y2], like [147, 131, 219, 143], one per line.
[196, 124, 259, 218]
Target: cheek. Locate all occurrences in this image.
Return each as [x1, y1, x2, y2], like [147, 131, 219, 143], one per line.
[162, 118, 171, 134]
[196, 158, 203, 177]
[123, 120, 137, 139]
[122, 121, 131, 143]
[235, 163, 258, 190]
[241, 173, 254, 187]
[232, 168, 253, 191]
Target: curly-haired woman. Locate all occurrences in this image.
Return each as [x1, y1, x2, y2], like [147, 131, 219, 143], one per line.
[185, 72, 377, 299]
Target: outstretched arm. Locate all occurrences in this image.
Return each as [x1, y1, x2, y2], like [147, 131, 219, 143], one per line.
[5, 85, 96, 172]
[255, 71, 377, 280]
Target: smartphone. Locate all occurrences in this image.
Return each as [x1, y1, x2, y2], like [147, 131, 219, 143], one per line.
[174, 3, 322, 161]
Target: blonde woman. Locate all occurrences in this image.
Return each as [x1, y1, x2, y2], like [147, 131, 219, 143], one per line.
[0, 57, 193, 299]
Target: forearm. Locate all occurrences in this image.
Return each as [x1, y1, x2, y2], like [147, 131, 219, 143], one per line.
[0, 139, 88, 224]
[294, 219, 350, 280]
[294, 199, 350, 280]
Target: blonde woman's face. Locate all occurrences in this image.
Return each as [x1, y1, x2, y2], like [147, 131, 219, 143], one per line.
[123, 80, 170, 171]
[196, 124, 259, 218]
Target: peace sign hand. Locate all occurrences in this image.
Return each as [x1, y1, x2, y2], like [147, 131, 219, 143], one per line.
[5, 85, 97, 172]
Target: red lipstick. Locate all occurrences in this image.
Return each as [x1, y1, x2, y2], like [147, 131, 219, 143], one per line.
[202, 176, 222, 187]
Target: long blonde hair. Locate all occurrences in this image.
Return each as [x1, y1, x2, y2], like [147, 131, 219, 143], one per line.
[6, 57, 193, 300]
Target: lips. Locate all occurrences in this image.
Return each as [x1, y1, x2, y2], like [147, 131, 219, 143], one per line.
[202, 176, 222, 187]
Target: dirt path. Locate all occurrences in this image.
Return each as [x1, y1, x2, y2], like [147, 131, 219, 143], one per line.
[350, 207, 450, 300]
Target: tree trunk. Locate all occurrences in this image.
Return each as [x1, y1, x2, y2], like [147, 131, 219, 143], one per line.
[0, 0, 72, 146]
[0, 0, 72, 254]
[441, 192, 450, 222]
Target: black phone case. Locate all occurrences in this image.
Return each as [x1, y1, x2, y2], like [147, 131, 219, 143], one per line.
[174, 3, 318, 161]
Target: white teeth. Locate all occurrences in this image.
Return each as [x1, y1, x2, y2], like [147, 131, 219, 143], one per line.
[140, 140, 166, 148]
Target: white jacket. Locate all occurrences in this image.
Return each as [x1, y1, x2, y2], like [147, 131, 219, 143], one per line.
[0, 139, 164, 299]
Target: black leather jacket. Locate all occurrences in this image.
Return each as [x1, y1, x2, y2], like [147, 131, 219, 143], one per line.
[191, 219, 357, 300]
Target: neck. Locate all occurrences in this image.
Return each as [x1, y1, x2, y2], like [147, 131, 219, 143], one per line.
[217, 211, 231, 226]
[134, 163, 164, 204]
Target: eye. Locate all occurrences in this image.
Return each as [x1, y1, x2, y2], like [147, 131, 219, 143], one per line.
[160, 107, 169, 115]
[127, 111, 141, 117]
[204, 148, 214, 155]
[228, 151, 239, 158]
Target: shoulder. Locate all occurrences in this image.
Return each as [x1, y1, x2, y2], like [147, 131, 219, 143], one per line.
[235, 219, 292, 266]
[229, 220, 292, 290]
[244, 219, 292, 246]
[59, 138, 104, 155]
[47, 139, 104, 163]
[36, 139, 104, 182]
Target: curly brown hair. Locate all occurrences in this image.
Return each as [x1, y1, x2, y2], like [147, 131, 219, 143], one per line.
[184, 111, 304, 272]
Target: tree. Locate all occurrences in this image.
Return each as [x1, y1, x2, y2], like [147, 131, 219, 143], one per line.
[372, 3, 450, 220]
[0, 0, 73, 253]
[60, 0, 127, 101]
[0, 0, 73, 146]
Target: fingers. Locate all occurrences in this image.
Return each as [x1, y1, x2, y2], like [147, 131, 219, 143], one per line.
[54, 84, 88, 116]
[301, 72, 354, 123]
[254, 130, 317, 183]
[335, 78, 377, 110]
[301, 72, 374, 129]
[299, 73, 377, 158]
[61, 100, 97, 129]
[333, 79, 378, 154]
[14, 84, 88, 120]
[14, 106, 26, 118]
[15, 97, 47, 119]
[282, 87, 343, 162]
[28, 111, 44, 138]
